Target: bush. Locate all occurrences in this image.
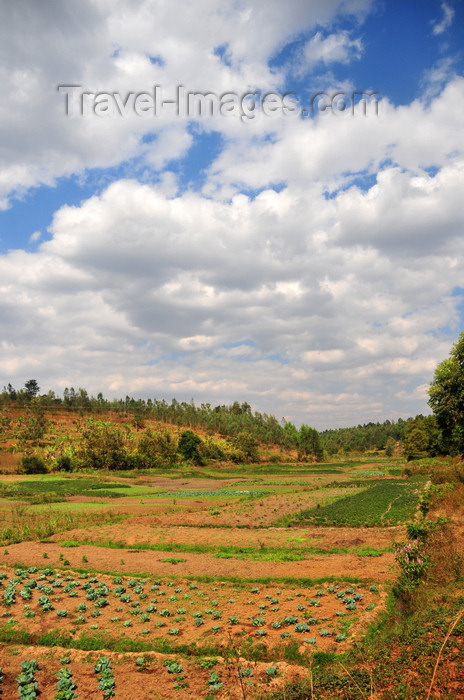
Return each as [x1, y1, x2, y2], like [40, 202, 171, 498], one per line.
[123, 453, 144, 470]
[56, 456, 73, 472]
[406, 520, 434, 541]
[393, 539, 429, 601]
[233, 431, 259, 462]
[227, 449, 247, 464]
[137, 429, 178, 468]
[178, 430, 203, 465]
[198, 436, 225, 461]
[76, 419, 129, 470]
[20, 455, 47, 474]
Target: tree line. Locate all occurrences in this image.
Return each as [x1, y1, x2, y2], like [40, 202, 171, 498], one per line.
[0, 382, 409, 456]
[2, 329, 464, 467]
[0, 383, 324, 465]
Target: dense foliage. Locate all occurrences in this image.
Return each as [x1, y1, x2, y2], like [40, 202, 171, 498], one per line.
[319, 418, 407, 454]
[428, 330, 464, 456]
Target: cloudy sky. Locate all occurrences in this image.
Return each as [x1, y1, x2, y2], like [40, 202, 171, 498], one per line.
[1, 0, 463, 429]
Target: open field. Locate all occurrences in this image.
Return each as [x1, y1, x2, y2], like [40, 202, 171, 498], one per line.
[0, 457, 457, 698]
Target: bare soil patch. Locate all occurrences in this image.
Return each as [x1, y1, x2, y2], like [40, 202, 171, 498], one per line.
[0, 644, 309, 699]
[49, 519, 401, 553]
[6, 540, 396, 582]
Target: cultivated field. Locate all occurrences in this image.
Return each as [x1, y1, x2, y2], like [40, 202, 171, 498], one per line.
[0, 459, 427, 698]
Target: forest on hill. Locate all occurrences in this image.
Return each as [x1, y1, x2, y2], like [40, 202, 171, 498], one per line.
[1, 331, 463, 470]
[0, 380, 412, 462]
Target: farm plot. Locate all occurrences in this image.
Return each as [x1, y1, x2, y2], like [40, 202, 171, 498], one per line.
[0, 645, 313, 699]
[134, 484, 370, 528]
[0, 464, 425, 698]
[49, 523, 397, 556]
[289, 479, 426, 527]
[0, 566, 383, 654]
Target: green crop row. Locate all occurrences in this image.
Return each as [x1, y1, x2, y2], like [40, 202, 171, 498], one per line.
[290, 479, 426, 527]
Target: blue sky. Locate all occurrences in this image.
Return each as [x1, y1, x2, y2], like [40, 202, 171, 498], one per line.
[0, 0, 463, 428]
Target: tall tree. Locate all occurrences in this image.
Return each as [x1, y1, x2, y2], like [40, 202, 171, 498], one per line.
[298, 424, 323, 462]
[24, 379, 40, 398]
[428, 331, 464, 455]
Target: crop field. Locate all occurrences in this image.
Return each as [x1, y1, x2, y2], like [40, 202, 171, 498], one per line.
[289, 478, 427, 527]
[0, 458, 424, 698]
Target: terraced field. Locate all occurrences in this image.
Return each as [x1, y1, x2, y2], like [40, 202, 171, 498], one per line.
[0, 459, 425, 698]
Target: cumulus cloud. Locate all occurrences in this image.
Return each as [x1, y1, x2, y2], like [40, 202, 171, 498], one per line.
[1, 156, 463, 426]
[0, 0, 372, 207]
[0, 0, 463, 428]
[299, 31, 363, 72]
[204, 77, 464, 197]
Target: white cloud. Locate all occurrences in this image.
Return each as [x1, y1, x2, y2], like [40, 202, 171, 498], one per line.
[0, 0, 463, 429]
[204, 77, 464, 197]
[300, 31, 363, 71]
[432, 2, 455, 35]
[1, 159, 463, 426]
[0, 0, 372, 208]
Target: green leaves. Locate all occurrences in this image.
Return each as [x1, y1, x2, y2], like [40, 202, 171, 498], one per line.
[428, 331, 464, 455]
[54, 667, 77, 700]
[94, 657, 115, 698]
[16, 660, 39, 700]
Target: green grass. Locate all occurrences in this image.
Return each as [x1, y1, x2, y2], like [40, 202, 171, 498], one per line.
[0, 478, 132, 500]
[0, 625, 327, 662]
[355, 547, 389, 557]
[213, 550, 306, 562]
[0, 510, 126, 544]
[61, 536, 382, 560]
[143, 489, 271, 499]
[28, 501, 117, 513]
[8, 561, 367, 586]
[287, 478, 426, 527]
[159, 557, 187, 564]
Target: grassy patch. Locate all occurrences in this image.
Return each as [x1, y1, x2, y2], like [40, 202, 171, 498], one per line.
[159, 557, 187, 564]
[62, 537, 364, 559]
[29, 501, 115, 513]
[7, 561, 366, 586]
[0, 478, 132, 501]
[288, 479, 426, 527]
[0, 509, 127, 544]
[60, 540, 81, 547]
[213, 550, 305, 562]
[355, 547, 389, 557]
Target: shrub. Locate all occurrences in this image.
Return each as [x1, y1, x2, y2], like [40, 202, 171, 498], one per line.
[20, 455, 47, 474]
[137, 429, 178, 468]
[56, 456, 73, 472]
[76, 419, 129, 470]
[233, 431, 259, 462]
[198, 437, 225, 461]
[395, 540, 428, 582]
[178, 430, 203, 465]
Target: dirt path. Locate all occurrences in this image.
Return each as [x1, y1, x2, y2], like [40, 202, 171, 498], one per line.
[380, 494, 402, 522]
